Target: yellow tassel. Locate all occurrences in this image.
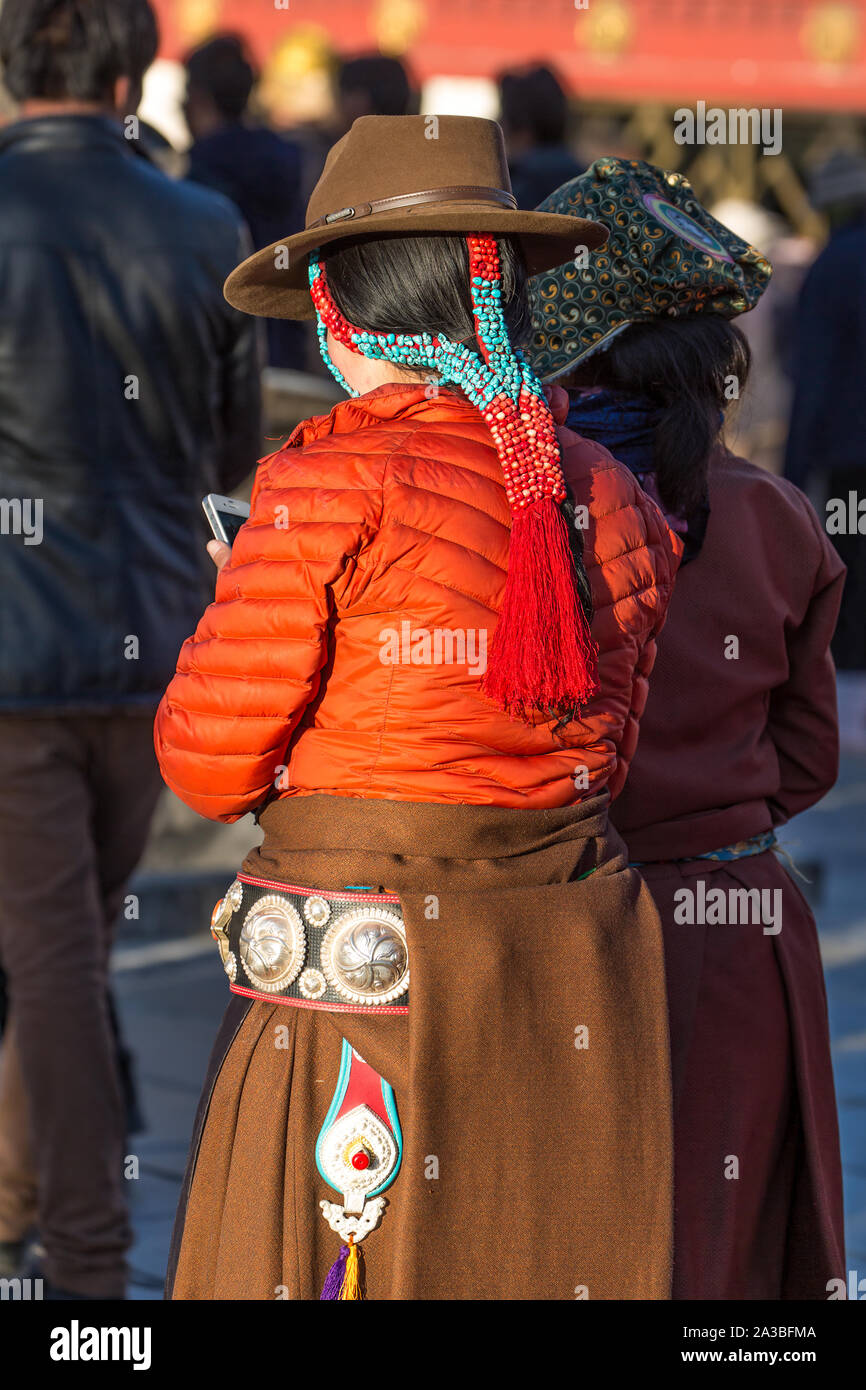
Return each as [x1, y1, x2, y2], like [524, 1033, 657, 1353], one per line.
[339, 1236, 363, 1300]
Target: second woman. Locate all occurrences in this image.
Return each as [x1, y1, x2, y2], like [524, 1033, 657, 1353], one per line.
[530, 158, 846, 1300]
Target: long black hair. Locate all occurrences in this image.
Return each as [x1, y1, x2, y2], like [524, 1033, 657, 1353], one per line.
[564, 315, 751, 516]
[322, 232, 532, 372]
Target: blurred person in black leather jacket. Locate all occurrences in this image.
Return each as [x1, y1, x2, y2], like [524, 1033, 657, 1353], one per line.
[498, 65, 583, 210]
[0, 0, 261, 1300]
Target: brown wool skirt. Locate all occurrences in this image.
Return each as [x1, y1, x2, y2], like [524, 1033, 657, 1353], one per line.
[167, 793, 673, 1301]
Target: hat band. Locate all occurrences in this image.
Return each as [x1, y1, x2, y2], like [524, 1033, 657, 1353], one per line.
[307, 184, 518, 230]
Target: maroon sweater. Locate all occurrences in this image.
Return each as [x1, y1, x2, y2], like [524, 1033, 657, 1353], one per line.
[610, 449, 845, 861]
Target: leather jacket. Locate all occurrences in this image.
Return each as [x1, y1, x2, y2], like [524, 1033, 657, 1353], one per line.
[0, 114, 262, 710]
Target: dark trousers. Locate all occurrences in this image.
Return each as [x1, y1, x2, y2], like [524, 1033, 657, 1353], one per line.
[0, 715, 162, 1296]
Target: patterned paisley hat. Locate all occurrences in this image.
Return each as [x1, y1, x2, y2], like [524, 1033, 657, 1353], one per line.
[527, 157, 772, 383]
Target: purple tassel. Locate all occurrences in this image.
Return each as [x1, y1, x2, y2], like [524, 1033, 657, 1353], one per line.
[320, 1244, 349, 1300]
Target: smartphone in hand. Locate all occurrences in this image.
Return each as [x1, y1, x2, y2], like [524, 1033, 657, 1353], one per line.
[202, 494, 250, 547]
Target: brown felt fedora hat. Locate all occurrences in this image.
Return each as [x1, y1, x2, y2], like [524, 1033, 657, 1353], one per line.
[224, 114, 608, 320]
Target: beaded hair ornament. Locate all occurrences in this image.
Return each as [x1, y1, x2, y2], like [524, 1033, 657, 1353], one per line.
[308, 234, 599, 721]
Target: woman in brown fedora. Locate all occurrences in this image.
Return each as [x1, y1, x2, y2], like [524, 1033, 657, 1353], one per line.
[156, 116, 682, 1301]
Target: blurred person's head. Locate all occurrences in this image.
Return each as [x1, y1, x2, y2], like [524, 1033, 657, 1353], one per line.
[257, 28, 336, 131]
[0, 0, 158, 116]
[498, 65, 570, 155]
[808, 149, 866, 230]
[337, 54, 411, 131]
[183, 33, 255, 142]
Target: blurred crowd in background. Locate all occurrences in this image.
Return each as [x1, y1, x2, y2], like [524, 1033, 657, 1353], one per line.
[88, 21, 866, 476]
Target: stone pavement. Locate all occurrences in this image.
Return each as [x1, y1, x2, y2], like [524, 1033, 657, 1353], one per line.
[776, 752, 866, 1284]
[114, 756, 866, 1299]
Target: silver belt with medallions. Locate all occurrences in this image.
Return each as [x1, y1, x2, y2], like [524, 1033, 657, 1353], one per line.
[209, 873, 409, 1013]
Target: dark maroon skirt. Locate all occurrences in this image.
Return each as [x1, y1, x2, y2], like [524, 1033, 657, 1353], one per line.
[640, 849, 845, 1300]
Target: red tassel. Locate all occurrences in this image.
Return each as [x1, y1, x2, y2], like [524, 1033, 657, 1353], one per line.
[482, 496, 599, 721]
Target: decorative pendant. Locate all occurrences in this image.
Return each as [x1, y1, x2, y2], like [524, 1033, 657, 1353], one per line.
[316, 1038, 402, 1300]
[320, 1196, 387, 1243]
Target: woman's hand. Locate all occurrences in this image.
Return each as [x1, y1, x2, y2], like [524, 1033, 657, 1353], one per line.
[206, 540, 232, 572]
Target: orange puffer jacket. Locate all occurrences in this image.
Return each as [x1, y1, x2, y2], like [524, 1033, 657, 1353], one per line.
[155, 384, 681, 821]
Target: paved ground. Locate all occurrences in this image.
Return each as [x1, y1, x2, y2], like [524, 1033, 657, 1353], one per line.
[775, 754, 866, 1282]
[114, 756, 866, 1299]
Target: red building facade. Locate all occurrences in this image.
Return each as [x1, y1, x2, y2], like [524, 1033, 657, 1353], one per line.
[154, 0, 866, 113]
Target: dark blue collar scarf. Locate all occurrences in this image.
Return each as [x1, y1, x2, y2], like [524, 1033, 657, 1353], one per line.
[565, 387, 708, 563]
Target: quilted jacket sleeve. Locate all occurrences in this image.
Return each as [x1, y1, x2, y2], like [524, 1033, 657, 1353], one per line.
[154, 440, 383, 822]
